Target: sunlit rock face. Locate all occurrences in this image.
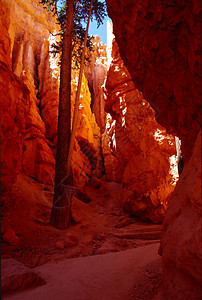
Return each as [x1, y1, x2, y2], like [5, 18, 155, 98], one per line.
[71, 71, 103, 186]
[0, 0, 30, 192]
[84, 36, 108, 133]
[1, 0, 60, 186]
[105, 41, 177, 223]
[0, 1, 11, 67]
[1, 0, 103, 190]
[105, 0, 201, 298]
[102, 113, 122, 182]
[106, 0, 201, 163]
[0, 62, 30, 193]
[38, 37, 60, 143]
[160, 130, 202, 299]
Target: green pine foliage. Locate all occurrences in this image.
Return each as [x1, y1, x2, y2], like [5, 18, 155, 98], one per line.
[40, 0, 107, 67]
[40, 0, 58, 14]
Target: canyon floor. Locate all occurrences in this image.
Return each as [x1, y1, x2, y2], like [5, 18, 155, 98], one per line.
[1, 174, 162, 299]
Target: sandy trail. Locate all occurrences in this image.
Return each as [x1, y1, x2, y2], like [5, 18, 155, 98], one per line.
[3, 243, 161, 300]
[2, 175, 162, 299]
[1, 175, 162, 266]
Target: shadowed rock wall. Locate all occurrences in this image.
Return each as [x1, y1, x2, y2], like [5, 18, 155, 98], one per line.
[106, 0, 201, 298]
[106, 0, 201, 162]
[104, 41, 177, 223]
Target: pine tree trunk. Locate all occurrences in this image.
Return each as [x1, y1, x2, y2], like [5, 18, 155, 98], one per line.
[50, 0, 74, 229]
[66, 0, 93, 174]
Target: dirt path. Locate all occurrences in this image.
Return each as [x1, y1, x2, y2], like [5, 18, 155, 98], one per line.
[1, 174, 163, 299]
[2, 243, 161, 300]
[1, 174, 162, 266]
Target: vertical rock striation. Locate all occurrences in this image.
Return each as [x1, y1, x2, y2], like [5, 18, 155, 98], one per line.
[0, 0, 30, 192]
[106, 0, 201, 163]
[0, 62, 30, 193]
[84, 36, 108, 133]
[159, 130, 201, 299]
[105, 0, 201, 298]
[104, 41, 177, 223]
[71, 71, 103, 186]
[0, 0, 104, 191]
[4, 0, 60, 185]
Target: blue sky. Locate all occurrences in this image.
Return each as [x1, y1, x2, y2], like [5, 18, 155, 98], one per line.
[56, 1, 111, 45]
[89, 16, 112, 45]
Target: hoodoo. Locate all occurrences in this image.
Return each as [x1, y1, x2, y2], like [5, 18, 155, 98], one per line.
[1, 0, 201, 299]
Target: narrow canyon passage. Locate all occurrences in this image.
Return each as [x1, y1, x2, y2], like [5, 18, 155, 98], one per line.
[3, 244, 161, 300]
[2, 174, 162, 300]
[1, 0, 201, 299]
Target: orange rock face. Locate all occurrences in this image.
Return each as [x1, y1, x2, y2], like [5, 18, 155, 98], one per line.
[84, 36, 108, 133]
[0, 1, 29, 193]
[3, 0, 60, 186]
[104, 41, 177, 223]
[0, 1, 11, 67]
[71, 71, 103, 186]
[0, 62, 29, 193]
[1, 0, 104, 191]
[159, 130, 202, 299]
[38, 38, 60, 142]
[106, 0, 201, 163]
[106, 0, 201, 298]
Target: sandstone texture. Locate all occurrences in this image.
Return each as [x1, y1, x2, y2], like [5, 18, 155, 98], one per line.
[104, 41, 177, 223]
[0, 0, 29, 193]
[106, 0, 201, 162]
[1, 244, 161, 300]
[105, 0, 201, 298]
[159, 130, 202, 299]
[1, 0, 104, 191]
[2, 229, 21, 246]
[0, 0, 11, 67]
[0, 0, 59, 190]
[84, 36, 108, 133]
[1, 259, 46, 295]
[71, 71, 103, 186]
[0, 62, 29, 193]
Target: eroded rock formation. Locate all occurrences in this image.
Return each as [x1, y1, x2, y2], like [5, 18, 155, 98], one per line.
[160, 130, 201, 299]
[1, 0, 201, 297]
[104, 41, 177, 223]
[0, 0, 60, 189]
[84, 36, 108, 133]
[106, 0, 201, 163]
[0, 62, 30, 193]
[0, 0, 104, 192]
[0, 0, 30, 193]
[71, 71, 103, 185]
[105, 0, 201, 298]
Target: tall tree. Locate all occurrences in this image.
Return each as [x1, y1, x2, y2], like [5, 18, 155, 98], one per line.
[41, 0, 106, 229]
[50, 0, 74, 229]
[67, 0, 93, 174]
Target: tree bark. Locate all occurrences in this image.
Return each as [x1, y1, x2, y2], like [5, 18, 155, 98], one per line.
[50, 0, 74, 229]
[66, 0, 93, 174]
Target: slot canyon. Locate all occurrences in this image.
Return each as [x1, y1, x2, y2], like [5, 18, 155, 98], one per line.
[0, 0, 201, 299]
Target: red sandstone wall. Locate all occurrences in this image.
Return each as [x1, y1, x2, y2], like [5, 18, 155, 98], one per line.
[0, 62, 30, 193]
[0, 0, 60, 188]
[105, 0, 202, 298]
[106, 0, 201, 162]
[104, 41, 177, 223]
[84, 36, 108, 134]
[160, 130, 201, 299]
[0, 0, 30, 193]
[0, 0, 104, 192]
